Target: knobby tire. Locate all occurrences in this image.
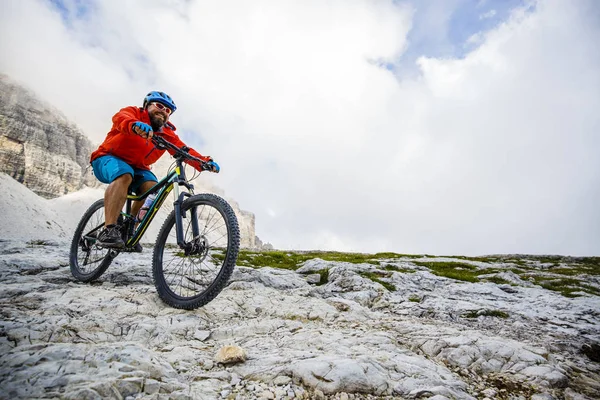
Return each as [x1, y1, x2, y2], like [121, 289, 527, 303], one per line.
[152, 193, 240, 309]
[69, 199, 114, 282]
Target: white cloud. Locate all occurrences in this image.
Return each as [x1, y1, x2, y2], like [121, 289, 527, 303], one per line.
[1, 0, 599, 255]
[479, 9, 497, 19]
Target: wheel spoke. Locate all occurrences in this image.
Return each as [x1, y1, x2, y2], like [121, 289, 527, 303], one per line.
[70, 199, 113, 282]
[153, 194, 240, 309]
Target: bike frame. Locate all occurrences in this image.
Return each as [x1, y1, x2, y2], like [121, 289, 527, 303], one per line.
[120, 156, 199, 249]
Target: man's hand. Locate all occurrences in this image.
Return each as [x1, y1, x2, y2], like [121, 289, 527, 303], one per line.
[206, 160, 220, 173]
[132, 121, 154, 139]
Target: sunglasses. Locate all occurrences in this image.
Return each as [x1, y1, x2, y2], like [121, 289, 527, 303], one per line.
[151, 102, 173, 114]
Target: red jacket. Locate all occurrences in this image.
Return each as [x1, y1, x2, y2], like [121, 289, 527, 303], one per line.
[90, 106, 210, 171]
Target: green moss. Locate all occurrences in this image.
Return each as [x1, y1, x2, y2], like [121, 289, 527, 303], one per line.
[283, 314, 323, 323]
[530, 256, 563, 264]
[527, 276, 591, 298]
[476, 268, 501, 275]
[210, 249, 600, 298]
[408, 295, 422, 302]
[359, 272, 396, 291]
[484, 262, 600, 295]
[462, 309, 509, 319]
[233, 249, 426, 270]
[577, 257, 600, 274]
[235, 251, 307, 270]
[547, 267, 582, 276]
[445, 256, 499, 263]
[315, 269, 329, 286]
[538, 278, 587, 298]
[413, 261, 480, 283]
[557, 261, 600, 276]
[383, 265, 415, 273]
[483, 276, 511, 285]
[579, 283, 600, 296]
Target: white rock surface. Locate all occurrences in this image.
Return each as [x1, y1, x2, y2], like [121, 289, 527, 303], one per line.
[0, 239, 599, 399]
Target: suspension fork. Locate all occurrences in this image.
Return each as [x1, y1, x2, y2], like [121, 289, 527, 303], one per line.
[174, 182, 185, 246]
[190, 203, 200, 238]
[174, 185, 199, 246]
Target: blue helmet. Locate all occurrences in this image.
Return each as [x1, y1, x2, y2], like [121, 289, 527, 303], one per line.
[143, 91, 177, 112]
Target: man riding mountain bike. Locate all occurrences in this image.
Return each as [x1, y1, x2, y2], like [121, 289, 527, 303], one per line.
[89, 91, 219, 250]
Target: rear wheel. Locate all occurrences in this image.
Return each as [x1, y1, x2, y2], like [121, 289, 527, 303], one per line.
[69, 199, 114, 282]
[153, 193, 240, 309]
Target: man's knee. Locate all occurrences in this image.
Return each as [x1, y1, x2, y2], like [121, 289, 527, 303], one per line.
[114, 173, 133, 185]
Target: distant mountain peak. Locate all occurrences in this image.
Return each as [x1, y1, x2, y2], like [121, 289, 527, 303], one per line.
[0, 73, 100, 198]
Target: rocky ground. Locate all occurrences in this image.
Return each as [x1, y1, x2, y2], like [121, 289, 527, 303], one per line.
[0, 240, 599, 400]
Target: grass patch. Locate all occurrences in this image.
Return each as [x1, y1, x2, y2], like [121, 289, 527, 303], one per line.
[408, 295, 422, 302]
[546, 267, 586, 276]
[483, 276, 511, 285]
[413, 261, 480, 283]
[526, 275, 598, 298]
[577, 257, 600, 275]
[445, 256, 500, 263]
[508, 259, 528, 267]
[315, 269, 329, 286]
[539, 279, 581, 298]
[359, 271, 396, 291]
[533, 277, 599, 298]
[383, 264, 415, 273]
[283, 314, 323, 323]
[27, 240, 51, 246]
[234, 250, 425, 270]
[476, 268, 501, 275]
[462, 309, 509, 319]
[215, 249, 600, 298]
[580, 283, 600, 296]
[235, 251, 309, 270]
[529, 256, 564, 264]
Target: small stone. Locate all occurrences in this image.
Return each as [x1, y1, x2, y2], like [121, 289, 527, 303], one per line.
[294, 386, 306, 398]
[340, 393, 349, 400]
[194, 330, 211, 341]
[306, 274, 321, 284]
[220, 389, 231, 398]
[230, 374, 241, 386]
[203, 360, 214, 370]
[144, 379, 160, 395]
[215, 345, 247, 365]
[273, 376, 292, 386]
[314, 389, 326, 400]
[259, 390, 275, 399]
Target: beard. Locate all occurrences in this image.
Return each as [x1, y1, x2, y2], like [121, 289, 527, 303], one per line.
[149, 112, 166, 131]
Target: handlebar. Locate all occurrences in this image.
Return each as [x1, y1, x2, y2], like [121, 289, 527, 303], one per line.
[151, 135, 213, 171]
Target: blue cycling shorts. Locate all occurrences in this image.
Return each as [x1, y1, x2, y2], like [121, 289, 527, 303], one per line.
[91, 155, 157, 193]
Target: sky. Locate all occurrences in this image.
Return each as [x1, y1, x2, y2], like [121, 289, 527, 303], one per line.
[1, 0, 599, 256]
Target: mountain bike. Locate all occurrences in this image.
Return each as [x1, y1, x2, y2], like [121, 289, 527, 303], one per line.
[69, 136, 240, 310]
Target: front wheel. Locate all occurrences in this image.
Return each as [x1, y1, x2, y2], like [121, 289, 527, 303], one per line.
[69, 199, 114, 282]
[153, 193, 240, 309]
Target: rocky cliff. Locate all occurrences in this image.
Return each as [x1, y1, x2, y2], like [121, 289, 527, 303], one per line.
[0, 74, 99, 198]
